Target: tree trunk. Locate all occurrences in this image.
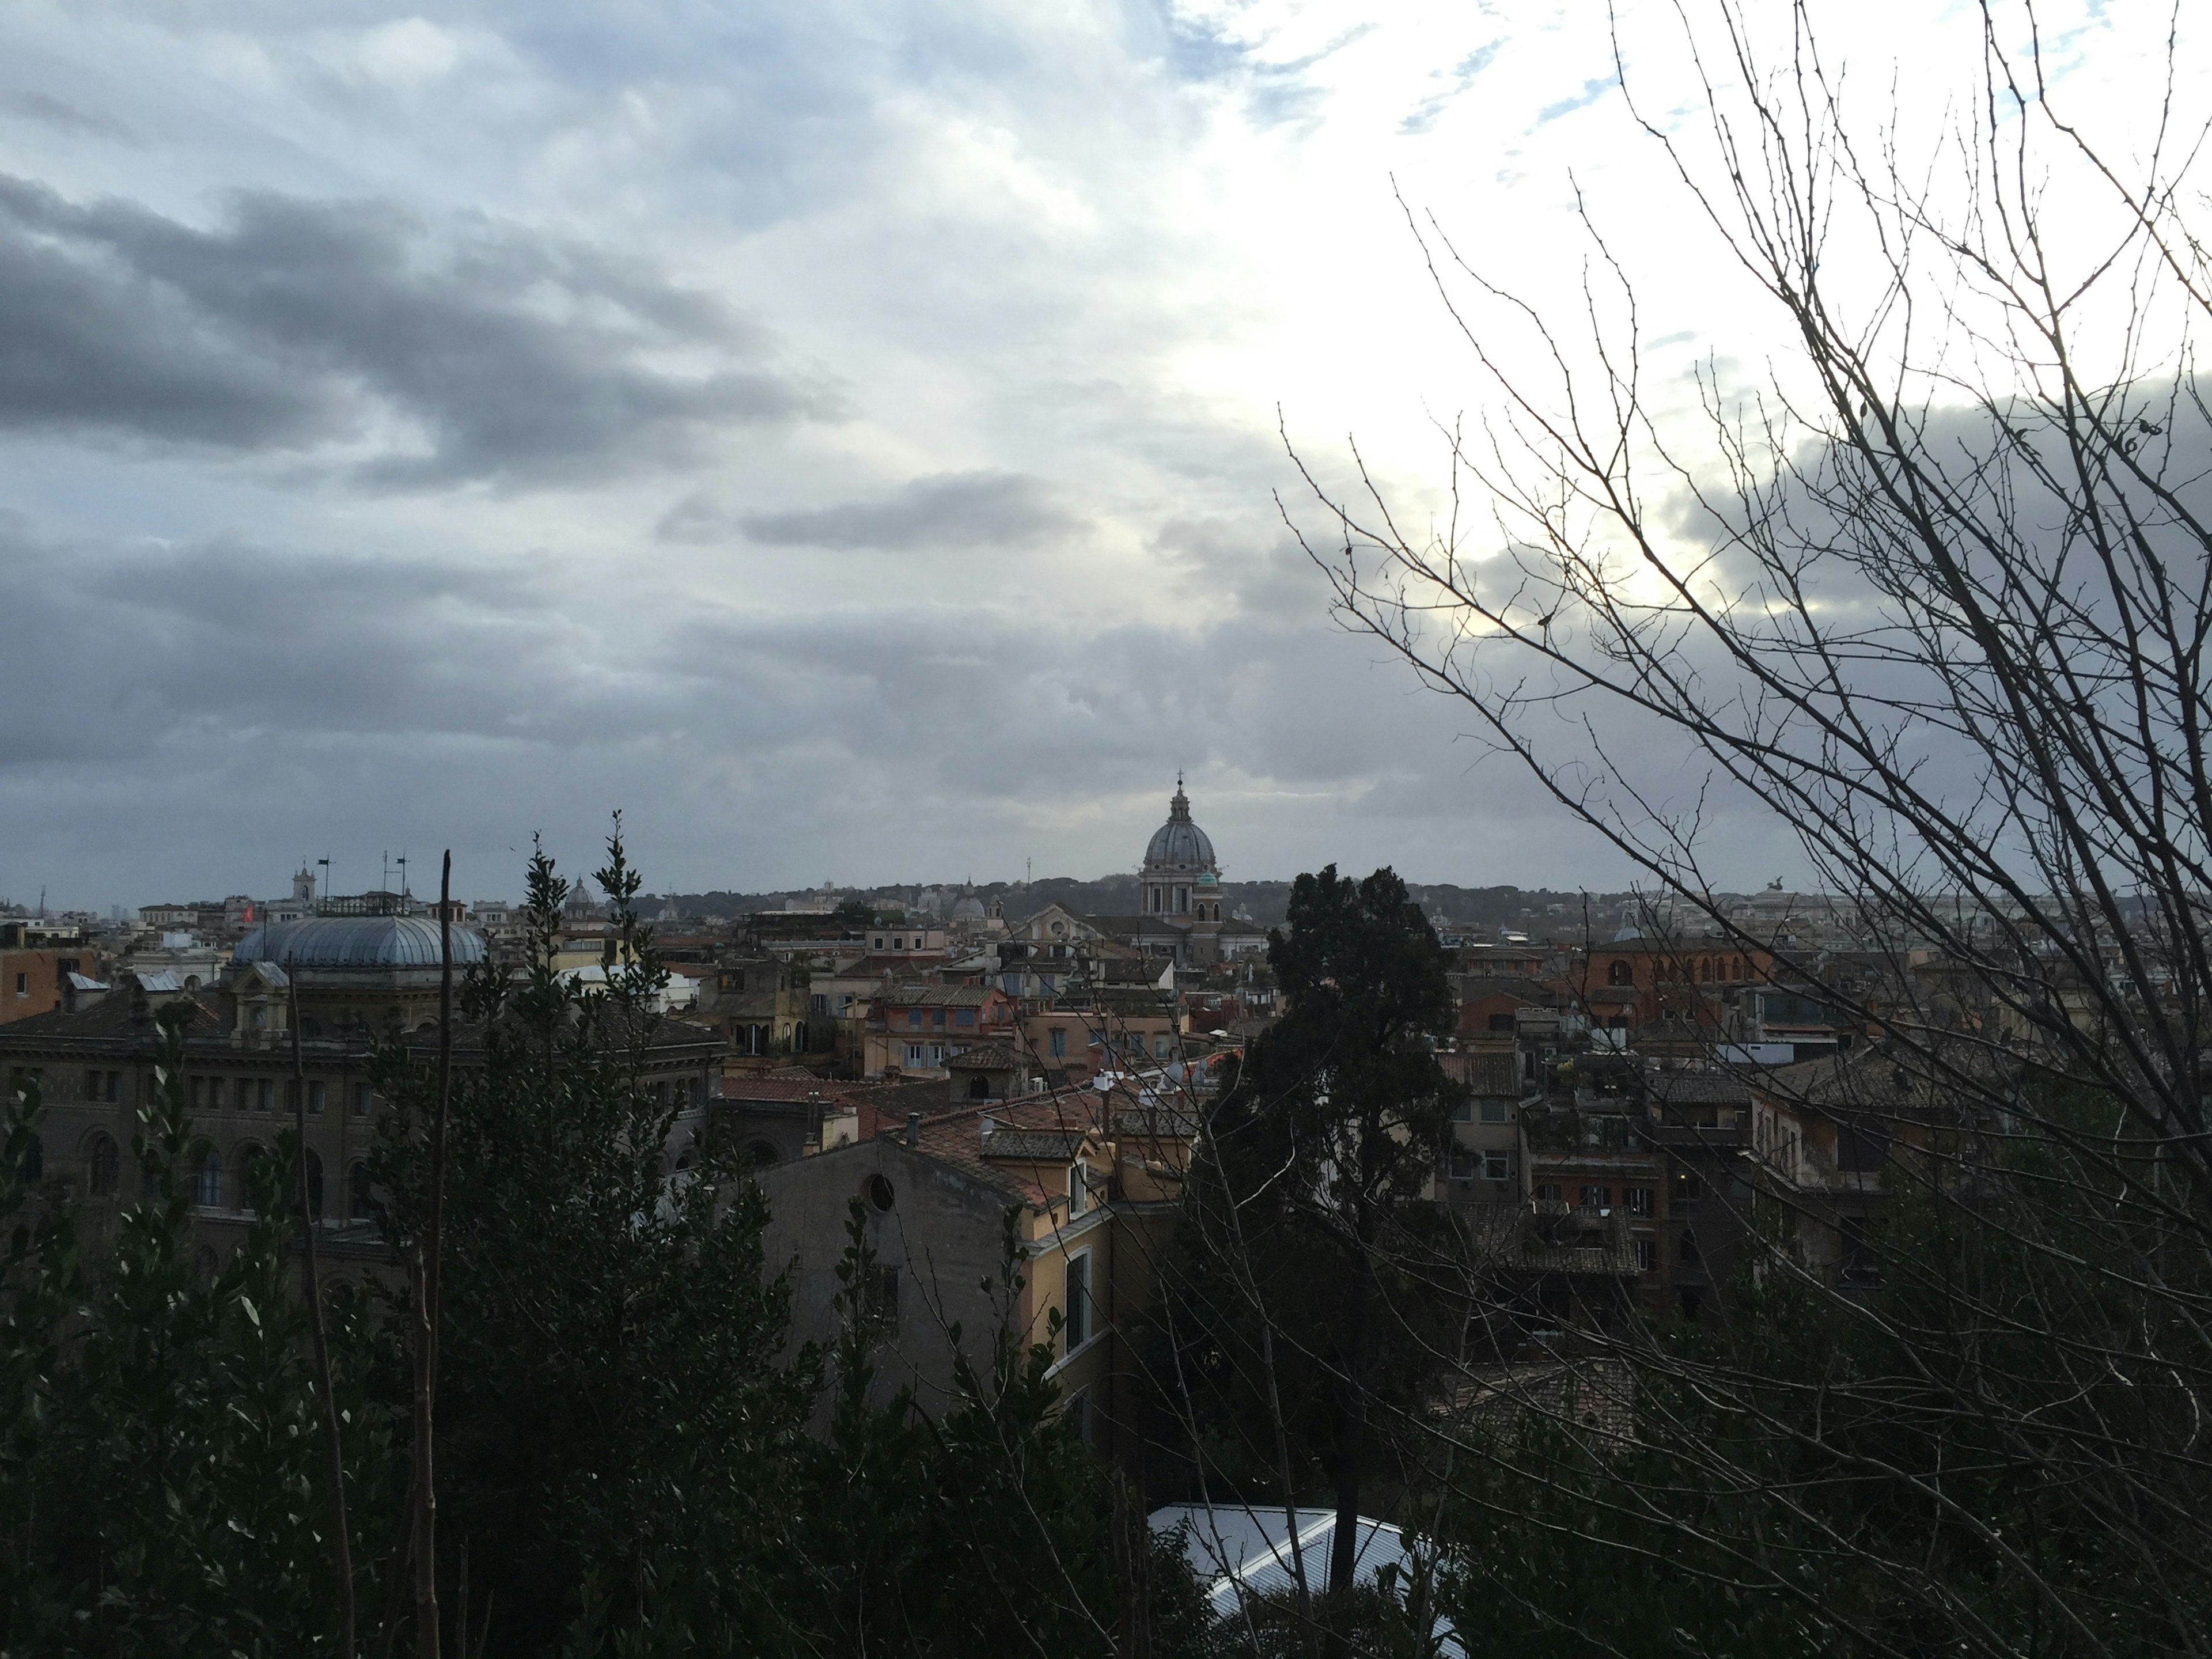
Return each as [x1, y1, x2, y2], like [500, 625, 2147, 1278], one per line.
[415, 852, 456, 1659]
[1326, 1241, 1372, 1629]
[293, 988, 354, 1655]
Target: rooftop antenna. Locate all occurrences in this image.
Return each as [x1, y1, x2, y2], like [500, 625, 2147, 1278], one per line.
[396, 853, 410, 899]
[382, 850, 391, 893]
[1025, 856, 1032, 888]
[36, 885, 46, 919]
[316, 857, 330, 908]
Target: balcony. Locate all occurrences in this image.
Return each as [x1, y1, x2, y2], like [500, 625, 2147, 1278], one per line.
[1642, 1118, 1751, 1152]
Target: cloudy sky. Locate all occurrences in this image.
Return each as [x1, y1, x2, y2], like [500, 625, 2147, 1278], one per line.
[0, 0, 2184, 908]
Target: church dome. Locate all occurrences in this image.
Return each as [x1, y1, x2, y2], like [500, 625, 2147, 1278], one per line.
[1143, 782, 1217, 873]
[950, 892, 987, 922]
[233, 916, 488, 969]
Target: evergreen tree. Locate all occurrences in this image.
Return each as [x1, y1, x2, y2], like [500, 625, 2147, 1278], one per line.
[1152, 866, 1467, 1642]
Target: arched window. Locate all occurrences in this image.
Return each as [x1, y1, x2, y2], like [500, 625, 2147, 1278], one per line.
[18, 1132, 41, 1184]
[350, 1161, 373, 1220]
[749, 1141, 781, 1170]
[233, 1142, 264, 1200]
[192, 1146, 223, 1207]
[1607, 960, 1633, 987]
[303, 1149, 324, 1220]
[87, 1134, 119, 1197]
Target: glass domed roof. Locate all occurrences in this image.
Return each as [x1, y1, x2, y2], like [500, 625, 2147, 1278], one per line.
[232, 916, 488, 969]
[1143, 782, 1217, 873]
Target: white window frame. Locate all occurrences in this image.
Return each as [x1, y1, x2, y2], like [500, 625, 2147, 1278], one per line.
[1063, 1249, 1092, 1353]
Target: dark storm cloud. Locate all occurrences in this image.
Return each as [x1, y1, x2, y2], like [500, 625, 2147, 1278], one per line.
[0, 176, 840, 483]
[731, 470, 1080, 550]
[0, 88, 137, 142]
[0, 525, 688, 768]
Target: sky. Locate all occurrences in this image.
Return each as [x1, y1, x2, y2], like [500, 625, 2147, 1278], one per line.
[0, 0, 2190, 908]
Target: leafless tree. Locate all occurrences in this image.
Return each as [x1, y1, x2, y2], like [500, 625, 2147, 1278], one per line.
[1257, 2, 2212, 1652]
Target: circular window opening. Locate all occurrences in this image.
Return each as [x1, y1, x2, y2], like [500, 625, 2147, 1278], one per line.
[866, 1174, 895, 1213]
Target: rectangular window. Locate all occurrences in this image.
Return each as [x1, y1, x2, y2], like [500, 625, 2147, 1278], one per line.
[189, 1075, 204, 1109]
[907, 1008, 923, 1028]
[12, 972, 24, 995]
[1623, 1185, 1653, 1217]
[1675, 1172, 1705, 1206]
[1487, 1012, 1516, 1031]
[354, 1082, 373, 1117]
[1536, 1182, 1562, 1203]
[1482, 1150, 1510, 1182]
[257, 1080, 274, 1112]
[1063, 1252, 1091, 1351]
[956, 1007, 975, 1026]
[1634, 1238, 1657, 1272]
[1480, 1099, 1510, 1124]
[1049, 1027, 1067, 1058]
[1449, 1146, 1477, 1180]
[1153, 1034, 1171, 1060]
[809, 993, 827, 1016]
[1579, 1184, 1610, 1209]
[905, 1044, 926, 1066]
[865, 1265, 899, 1331]
[91, 1067, 105, 1100]
[1450, 1100, 1472, 1123]
[308, 1081, 326, 1115]
[1069, 1162, 1087, 1216]
[932, 1007, 945, 1027]
[104, 1071, 120, 1103]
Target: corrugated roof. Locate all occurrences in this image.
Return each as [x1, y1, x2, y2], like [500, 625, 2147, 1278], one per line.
[879, 983, 1003, 1007]
[906, 1097, 1102, 1206]
[980, 1127, 1085, 1162]
[946, 1042, 1029, 1070]
[1649, 1071, 1753, 1106]
[0, 993, 224, 1041]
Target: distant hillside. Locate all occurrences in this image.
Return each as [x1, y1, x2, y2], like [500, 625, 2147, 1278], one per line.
[648, 877, 1646, 935]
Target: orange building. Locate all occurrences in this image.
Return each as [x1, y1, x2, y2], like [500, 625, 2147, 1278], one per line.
[1, 922, 98, 1027]
[1577, 937, 1774, 1031]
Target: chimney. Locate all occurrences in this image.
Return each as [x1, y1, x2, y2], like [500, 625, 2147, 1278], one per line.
[905, 1111, 921, 1148]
